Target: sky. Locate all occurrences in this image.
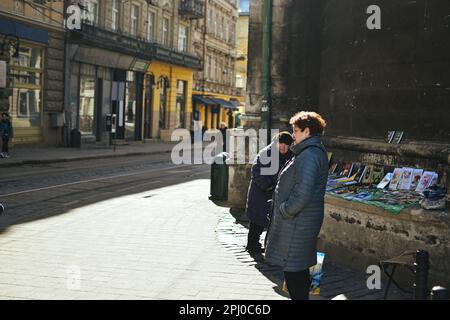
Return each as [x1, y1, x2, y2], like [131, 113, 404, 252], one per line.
[239, 0, 250, 14]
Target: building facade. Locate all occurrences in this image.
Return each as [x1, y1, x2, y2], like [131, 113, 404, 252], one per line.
[0, 0, 66, 146]
[192, 0, 242, 130]
[67, 0, 202, 145]
[235, 0, 249, 127]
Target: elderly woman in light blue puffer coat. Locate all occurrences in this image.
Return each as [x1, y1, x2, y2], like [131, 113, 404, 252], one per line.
[265, 111, 329, 300]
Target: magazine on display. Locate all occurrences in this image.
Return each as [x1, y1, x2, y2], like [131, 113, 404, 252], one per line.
[389, 168, 404, 190]
[410, 169, 424, 191]
[415, 171, 436, 193]
[398, 168, 414, 190]
[377, 172, 394, 189]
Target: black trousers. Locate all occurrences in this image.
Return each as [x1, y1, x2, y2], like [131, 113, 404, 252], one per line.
[284, 270, 311, 300]
[1, 136, 9, 153]
[247, 222, 265, 250]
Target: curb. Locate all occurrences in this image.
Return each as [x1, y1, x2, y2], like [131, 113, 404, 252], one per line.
[0, 149, 174, 168]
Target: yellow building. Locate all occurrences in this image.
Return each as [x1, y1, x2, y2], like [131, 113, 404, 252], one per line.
[146, 61, 194, 141]
[192, 0, 243, 130]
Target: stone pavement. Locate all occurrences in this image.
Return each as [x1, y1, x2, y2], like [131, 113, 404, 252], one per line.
[216, 214, 411, 300]
[0, 141, 182, 168]
[0, 171, 411, 300]
[0, 179, 290, 300]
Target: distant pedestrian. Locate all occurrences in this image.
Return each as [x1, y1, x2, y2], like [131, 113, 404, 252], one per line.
[245, 132, 294, 254]
[0, 112, 13, 159]
[219, 122, 228, 152]
[265, 111, 328, 300]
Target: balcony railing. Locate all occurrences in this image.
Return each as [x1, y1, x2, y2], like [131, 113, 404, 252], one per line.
[179, 0, 204, 19]
[71, 23, 201, 70]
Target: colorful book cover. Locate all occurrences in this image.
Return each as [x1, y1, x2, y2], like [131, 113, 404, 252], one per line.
[327, 152, 333, 164]
[410, 169, 424, 191]
[310, 252, 325, 295]
[340, 162, 354, 178]
[377, 172, 393, 189]
[386, 131, 395, 143]
[362, 165, 374, 184]
[283, 252, 326, 296]
[349, 163, 361, 178]
[415, 171, 435, 193]
[333, 162, 344, 177]
[329, 163, 338, 176]
[392, 131, 404, 144]
[370, 166, 385, 185]
[398, 168, 414, 190]
[389, 168, 404, 190]
[354, 165, 367, 183]
[428, 173, 439, 188]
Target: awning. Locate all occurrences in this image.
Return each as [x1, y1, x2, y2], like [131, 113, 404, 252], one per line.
[193, 95, 238, 110]
[209, 98, 237, 110]
[0, 17, 49, 45]
[229, 100, 242, 107]
[193, 95, 215, 105]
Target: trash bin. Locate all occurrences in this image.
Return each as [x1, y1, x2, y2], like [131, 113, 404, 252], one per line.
[209, 152, 229, 201]
[70, 129, 81, 148]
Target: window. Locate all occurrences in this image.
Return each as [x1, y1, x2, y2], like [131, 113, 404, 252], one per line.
[221, 16, 224, 40]
[215, 13, 219, 37]
[178, 25, 188, 52]
[208, 9, 213, 34]
[176, 81, 187, 129]
[230, 23, 236, 44]
[112, 0, 119, 31]
[206, 55, 211, 80]
[79, 77, 95, 134]
[125, 71, 137, 140]
[212, 58, 216, 82]
[225, 21, 229, 43]
[162, 18, 169, 46]
[147, 12, 155, 41]
[236, 75, 245, 88]
[79, 64, 96, 135]
[131, 4, 139, 37]
[9, 46, 43, 128]
[83, 0, 98, 25]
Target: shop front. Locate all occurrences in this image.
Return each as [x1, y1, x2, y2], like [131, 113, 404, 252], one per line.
[192, 94, 239, 130]
[0, 16, 65, 146]
[68, 25, 149, 146]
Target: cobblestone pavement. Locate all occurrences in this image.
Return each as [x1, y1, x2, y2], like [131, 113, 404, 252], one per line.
[0, 155, 411, 300]
[0, 155, 290, 300]
[216, 215, 412, 300]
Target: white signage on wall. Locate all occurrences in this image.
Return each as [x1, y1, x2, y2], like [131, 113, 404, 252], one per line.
[119, 101, 124, 127]
[367, 5, 382, 30]
[0, 61, 6, 89]
[66, 5, 81, 30]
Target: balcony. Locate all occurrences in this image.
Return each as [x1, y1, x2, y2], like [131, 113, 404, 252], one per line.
[70, 22, 201, 70]
[179, 0, 204, 19]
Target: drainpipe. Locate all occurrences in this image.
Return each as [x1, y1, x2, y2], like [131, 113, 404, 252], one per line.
[261, 0, 272, 141]
[63, 0, 70, 147]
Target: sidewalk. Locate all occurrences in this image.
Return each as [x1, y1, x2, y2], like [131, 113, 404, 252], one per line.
[0, 141, 181, 168]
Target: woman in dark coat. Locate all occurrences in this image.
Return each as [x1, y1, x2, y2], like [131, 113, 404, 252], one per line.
[245, 132, 294, 253]
[265, 112, 328, 300]
[0, 112, 13, 159]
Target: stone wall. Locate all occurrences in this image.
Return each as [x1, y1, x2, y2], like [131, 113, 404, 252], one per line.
[320, 196, 450, 287]
[248, 0, 450, 142]
[244, 0, 450, 283]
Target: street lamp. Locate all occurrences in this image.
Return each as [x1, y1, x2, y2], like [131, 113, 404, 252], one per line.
[0, 34, 20, 60]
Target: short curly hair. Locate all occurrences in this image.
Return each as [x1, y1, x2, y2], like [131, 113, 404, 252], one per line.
[290, 111, 327, 136]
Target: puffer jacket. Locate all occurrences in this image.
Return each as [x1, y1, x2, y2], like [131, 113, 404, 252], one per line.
[265, 135, 328, 272]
